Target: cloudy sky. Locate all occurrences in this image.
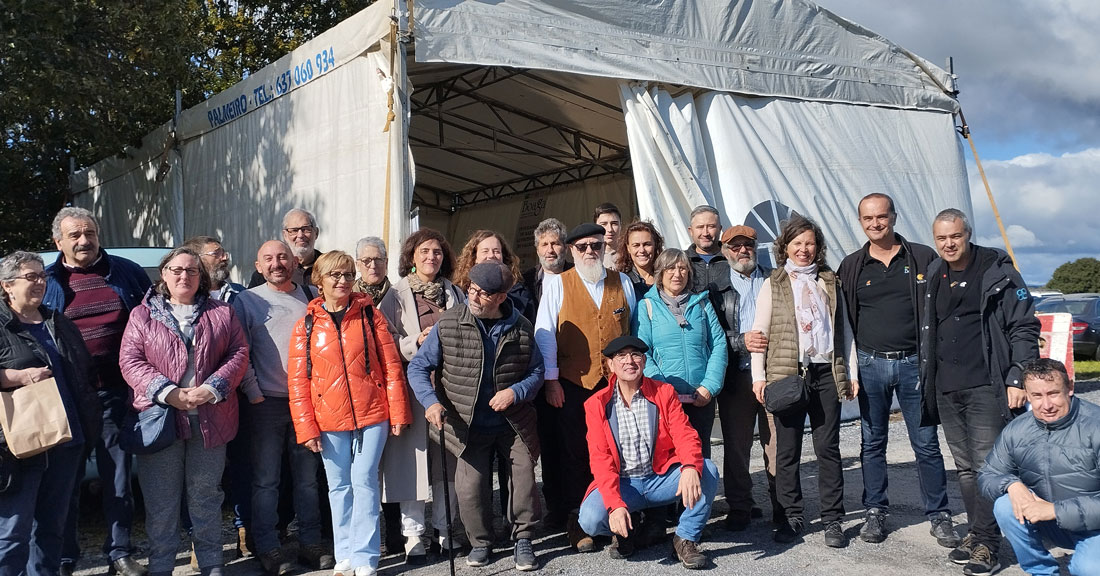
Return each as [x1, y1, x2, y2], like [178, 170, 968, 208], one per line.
[815, 0, 1100, 286]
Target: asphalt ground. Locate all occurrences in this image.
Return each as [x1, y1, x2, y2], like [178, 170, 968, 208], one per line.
[72, 381, 1100, 576]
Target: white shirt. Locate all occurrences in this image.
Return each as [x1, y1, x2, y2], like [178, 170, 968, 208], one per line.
[534, 267, 637, 380]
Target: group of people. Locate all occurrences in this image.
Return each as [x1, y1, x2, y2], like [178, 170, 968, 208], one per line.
[0, 195, 1096, 576]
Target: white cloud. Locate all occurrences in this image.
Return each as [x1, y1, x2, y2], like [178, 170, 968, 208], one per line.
[978, 224, 1042, 250]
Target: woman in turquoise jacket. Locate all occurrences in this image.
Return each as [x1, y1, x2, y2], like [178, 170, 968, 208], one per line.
[633, 248, 728, 457]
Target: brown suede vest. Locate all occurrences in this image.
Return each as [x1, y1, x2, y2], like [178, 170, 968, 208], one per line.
[557, 269, 630, 390]
[764, 268, 850, 397]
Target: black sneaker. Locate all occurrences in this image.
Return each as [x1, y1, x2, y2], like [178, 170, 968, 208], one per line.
[258, 549, 293, 576]
[962, 543, 1000, 576]
[724, 510, 751, 532]
[949, 533, 975, 565]
[929, 512, 961, 548]
[823, 521, 848, 548]
[514, 538, 538, 571]
[466, 546, 491, 567]
[773, 517, 804, 544]
[859, 508, 887, 544]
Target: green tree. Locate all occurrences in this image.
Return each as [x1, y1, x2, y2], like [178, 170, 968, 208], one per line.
[1047, 258, 1100, 294]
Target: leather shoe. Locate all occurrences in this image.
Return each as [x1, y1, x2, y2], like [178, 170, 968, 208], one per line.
[108, 556, 149, 576]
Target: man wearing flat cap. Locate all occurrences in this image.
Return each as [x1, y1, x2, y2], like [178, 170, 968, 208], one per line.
[408, 261, 545, 571]
[534, 222, 637, 551]
[576, 336, 718, 569]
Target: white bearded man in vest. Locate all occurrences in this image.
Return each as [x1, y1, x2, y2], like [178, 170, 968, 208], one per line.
[534, 223, 637, 552]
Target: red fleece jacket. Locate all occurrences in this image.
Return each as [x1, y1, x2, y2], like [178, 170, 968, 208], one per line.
[583, 375, 704, 511]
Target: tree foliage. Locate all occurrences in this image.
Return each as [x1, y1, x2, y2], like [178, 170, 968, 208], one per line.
[0, 0, 373, 254]
[1047, 258, 1100, 294]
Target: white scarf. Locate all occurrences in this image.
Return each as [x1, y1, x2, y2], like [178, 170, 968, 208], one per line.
[784, 261, 832, 359]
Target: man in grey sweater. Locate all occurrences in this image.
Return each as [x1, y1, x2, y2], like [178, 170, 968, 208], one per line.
[232, 240, 333, 575]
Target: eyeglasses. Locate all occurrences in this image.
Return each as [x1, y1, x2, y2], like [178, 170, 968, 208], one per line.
[200, 248, 227, 258]
[325, 271, 356, 282]
[573, 241, 605, 253]
[283, 226, 316, 235]
[467, 286, 498, 301]
[613, 351, 645, 362]
[357, 257, 386, 267]
[10, 272, 47, 283]
[725, 242, 756, 251]
[166, 267, 200, 277]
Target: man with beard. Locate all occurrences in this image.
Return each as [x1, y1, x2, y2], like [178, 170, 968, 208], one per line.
[836, 194, 957, 548]
[714, 224, 777, 531]
[249, 208, 323, 300]
[408, 261, 545, 571]
[232, 241, 334, 574]
[534, 223, 636, 552]
[185, 236, 245, 303]
[43, 207, 151, 576]
[522, 218, 572, 308]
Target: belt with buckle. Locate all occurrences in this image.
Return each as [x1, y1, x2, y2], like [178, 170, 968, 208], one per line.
[858, 346, 916, 360]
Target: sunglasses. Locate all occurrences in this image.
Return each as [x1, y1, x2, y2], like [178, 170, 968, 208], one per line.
[573, 241, 605, 253]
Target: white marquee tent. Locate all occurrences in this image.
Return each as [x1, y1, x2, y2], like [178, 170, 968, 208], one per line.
[71, 0, 970, 278]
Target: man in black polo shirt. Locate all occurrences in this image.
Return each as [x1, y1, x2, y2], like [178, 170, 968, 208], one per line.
[838, 194, 957, 548]
[919, 208, 1039, 576]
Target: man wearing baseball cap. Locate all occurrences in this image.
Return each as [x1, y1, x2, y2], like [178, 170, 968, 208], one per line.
[576, 336, 718, 569]
[408, 262, 545, 571]
[716, 223, 778, 531]
[534, 222, 637, 551]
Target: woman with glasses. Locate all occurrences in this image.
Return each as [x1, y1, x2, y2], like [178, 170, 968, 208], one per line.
[633, 249, 727, 458]
[749, 215, 859, 548]
[353, 236, 392, 304]
[378, 229, 466, 562]
[119, 247, 250, 576]
[288, 251, 411, 576]
[0, 251, 102, 576]
[615, 221, 665, 298]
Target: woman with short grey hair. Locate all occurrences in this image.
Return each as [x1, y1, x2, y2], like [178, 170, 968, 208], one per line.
[354, 237, 391, 304]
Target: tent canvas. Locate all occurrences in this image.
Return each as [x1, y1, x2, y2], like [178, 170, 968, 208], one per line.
[70, 0, 969, 280]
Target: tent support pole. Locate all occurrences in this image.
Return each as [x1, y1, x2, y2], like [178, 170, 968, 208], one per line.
[958, 108, 1018, 272]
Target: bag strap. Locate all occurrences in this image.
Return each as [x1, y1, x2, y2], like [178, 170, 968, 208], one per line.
[360, 305, 373, 374]
[644, 299, 653, 320]
[304, 313, 314, 380]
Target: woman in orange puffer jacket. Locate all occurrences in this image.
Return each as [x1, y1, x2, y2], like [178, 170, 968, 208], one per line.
[288, 251, 411, 576]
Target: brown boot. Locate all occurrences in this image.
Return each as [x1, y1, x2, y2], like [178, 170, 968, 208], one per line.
[567, 511, 596, 553]
[672, 534, 706, 569]
[237, 526, 253, 558]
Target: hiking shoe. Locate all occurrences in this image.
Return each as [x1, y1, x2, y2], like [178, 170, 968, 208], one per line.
[466, 546, 491, 567]
[300, 543, 336, 570]
[962, 543, 1001, 576]
[608, 533, 635, 559]
[929, 512, 961, 548]
[514, 538, 538, 571]
[860, 508, 887, 544]
[258, 549, 293, 576]
[949, 533, 975, 565]
[567, 511, 596, 553]
[773, 517, 804, 544]
[823, 521, 848, 548]
[671, 534, 707, 570]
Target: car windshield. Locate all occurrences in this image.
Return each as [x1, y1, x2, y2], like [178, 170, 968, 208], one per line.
[1064, 300, 1097, 316]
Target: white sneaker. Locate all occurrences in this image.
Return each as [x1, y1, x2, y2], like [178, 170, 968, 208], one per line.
[332, 559, 352, 576]
[353, 567, 376, 576]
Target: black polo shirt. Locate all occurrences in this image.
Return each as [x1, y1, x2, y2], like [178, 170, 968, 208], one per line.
[934, 257, 987, 393]
[854, 246, 918, 352]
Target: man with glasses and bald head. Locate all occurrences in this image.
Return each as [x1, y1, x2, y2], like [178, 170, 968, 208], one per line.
[249, 208, 324, 300]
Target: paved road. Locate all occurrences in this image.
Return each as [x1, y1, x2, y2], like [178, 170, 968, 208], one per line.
[76, 381, 1100, 576]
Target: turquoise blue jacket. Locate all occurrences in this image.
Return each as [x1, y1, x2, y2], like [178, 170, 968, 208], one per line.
[633, 285, 728, 397]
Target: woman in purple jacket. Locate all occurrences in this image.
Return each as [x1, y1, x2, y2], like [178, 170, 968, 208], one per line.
[120, 247, 249, 576]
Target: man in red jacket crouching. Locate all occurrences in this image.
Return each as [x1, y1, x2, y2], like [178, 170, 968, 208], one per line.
[576, 335, 719, 569]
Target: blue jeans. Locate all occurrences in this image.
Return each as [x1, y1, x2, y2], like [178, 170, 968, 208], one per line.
[63, 387, 135, 563]
[320, 422, 387, 569]
[856, 351, 950, 518]
[993, 494, 1100, 575]
[250, 397, 323, 554]
[578, 460, 719, 542]
[0, 442, 84, 576]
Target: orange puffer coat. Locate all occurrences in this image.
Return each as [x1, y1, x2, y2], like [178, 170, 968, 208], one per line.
[288, 292, 412, 443]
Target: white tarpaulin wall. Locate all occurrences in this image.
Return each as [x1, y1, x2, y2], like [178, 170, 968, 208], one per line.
[623, 84, 970, 269]
[71, 1, 411, 281]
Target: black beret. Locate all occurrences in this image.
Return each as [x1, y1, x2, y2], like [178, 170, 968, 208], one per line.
[566, 222, 606, 245]
[602, 335, 649, 357]
[468, 261, 513, 295]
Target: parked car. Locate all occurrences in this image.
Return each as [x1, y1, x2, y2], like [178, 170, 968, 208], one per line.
[38, 246, 172, 283]
[1035, 293, 1100, 360]
[1029, 287, 1063, 305]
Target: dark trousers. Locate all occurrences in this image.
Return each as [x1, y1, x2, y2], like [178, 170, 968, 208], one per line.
[718, 366, 780, 517]
[857, 351, 950, 517]
[455, 430, 540, 548]
[558, 379, 603, 511]
[681, 402, 716, 459]
[534, 388, 565, 519]
[937, 385, 1006, 549]
[62, 387, 135, 563]
[0, 442, 84, 576]
[773, 363, 845, 523]
[226, 391, 253, 531]
[249, 397, 324, 554]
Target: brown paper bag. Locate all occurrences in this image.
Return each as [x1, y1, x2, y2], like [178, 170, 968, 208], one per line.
[0, 377, 73, 458]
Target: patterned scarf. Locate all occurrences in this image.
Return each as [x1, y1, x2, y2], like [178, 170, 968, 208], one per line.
[354, 276, 390, 304]
[784, 261, 832, 358]
[406, 273, 446, 307]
